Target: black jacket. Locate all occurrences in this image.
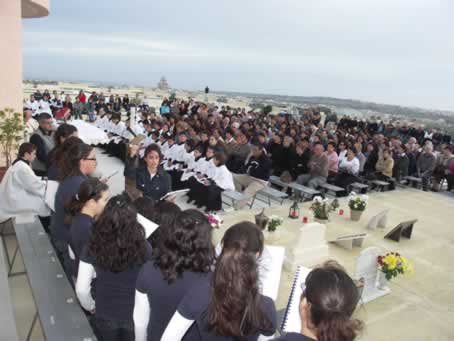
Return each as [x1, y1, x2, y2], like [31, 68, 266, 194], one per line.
[242, 153, 272, 182]
[289, 149, 310, 179]
[136, 166, 171, 201]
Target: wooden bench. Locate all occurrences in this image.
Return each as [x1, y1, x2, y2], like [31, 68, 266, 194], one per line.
[269, 175, 290, 192]
[0, 228, 19, 341]
[404, 176, 422, 188]
[13, 217, 97, 341]
[222, 190, 251, 208]
[251, 186, 288, 207]
[370, 180, 390, 191]
[348, 182, 369, 194]
[288, 182, 321, 200]
[319, 183, 345, 197]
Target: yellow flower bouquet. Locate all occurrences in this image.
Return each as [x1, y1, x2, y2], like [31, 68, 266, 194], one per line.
[377, 252, 413, 281]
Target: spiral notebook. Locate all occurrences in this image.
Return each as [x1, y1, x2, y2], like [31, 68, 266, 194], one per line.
[280, 266, 312, 333]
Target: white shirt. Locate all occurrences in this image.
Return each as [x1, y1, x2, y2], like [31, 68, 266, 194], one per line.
[0, 160, 51, 222]
[38, 100, 52, 114]
[26, 100, 40, 114]
[211, 165, 235, 190]
[339, 157, 360, 175]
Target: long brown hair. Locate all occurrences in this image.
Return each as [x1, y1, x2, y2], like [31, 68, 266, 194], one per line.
[206, 222, 274, 339]
[304, 267, 363, 341]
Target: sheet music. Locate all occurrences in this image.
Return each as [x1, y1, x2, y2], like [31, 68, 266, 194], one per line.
[44, 180, 59, 212]
[257, 245, 285, 301]
[137, 214, 159, 238]
[281, 266, 312, 333]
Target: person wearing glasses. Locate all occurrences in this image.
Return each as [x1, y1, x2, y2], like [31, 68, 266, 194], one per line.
[271, 265, 363, 341]
[50, 143, 98, 281]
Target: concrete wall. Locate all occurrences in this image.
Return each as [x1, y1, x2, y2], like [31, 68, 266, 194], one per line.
[0, 0, 23, 113]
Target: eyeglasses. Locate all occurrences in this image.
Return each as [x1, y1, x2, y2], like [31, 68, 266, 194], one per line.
[84, 158, 97, 162]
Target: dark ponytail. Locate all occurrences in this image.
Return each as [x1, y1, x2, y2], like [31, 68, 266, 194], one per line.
[304, 267, 364, 341]
[207, 221, 273, 339]
[64, 178, 108, 225]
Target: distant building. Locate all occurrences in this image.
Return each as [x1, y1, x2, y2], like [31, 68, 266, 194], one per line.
[157, 77, 169, 90]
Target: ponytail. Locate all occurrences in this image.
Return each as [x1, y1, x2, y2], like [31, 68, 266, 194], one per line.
[64, 178, 108, 225]
[305, 267, 364, 341]
[207, 241, 273, 338]
[317, 316, 363, 341]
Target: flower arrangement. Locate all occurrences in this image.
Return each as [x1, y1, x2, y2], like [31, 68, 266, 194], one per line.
[207, 213, 222, 229]
[267, 215, 284, 232]
[377, 252, 413, 280]
[348, 192, 368, 211]
[310, 196, 331, 220]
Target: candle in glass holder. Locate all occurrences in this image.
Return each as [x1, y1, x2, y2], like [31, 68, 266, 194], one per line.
[339, 209, 344, 216]
[302, 216, 308, 224]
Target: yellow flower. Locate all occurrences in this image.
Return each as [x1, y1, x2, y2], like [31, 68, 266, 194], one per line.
[383, 254, 398, 270]
[400, 256, 414, 274]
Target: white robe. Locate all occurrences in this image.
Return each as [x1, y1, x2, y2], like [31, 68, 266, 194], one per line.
[0, 160, 51, 223]
[211, 165, 235, 191]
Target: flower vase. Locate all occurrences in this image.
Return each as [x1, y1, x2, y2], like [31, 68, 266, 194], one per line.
[377, 271, 388, 290]
[264, 229, 280, 241]
[350, 209, 363, 221]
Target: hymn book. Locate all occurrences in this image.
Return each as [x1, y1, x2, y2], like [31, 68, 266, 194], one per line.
[281, 266, 312, 333]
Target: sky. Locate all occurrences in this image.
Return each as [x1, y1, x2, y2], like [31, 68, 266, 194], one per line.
[22, 0, 454, 111]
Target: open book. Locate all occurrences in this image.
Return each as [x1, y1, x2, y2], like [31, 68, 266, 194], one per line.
[137, 214, 159, 239]
[281, 266, 312, 333]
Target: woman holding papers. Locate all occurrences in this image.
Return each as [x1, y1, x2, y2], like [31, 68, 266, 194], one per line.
[66, 178, 109, 276]
[273, 266, 363, 341]
[136, 144, 171, 201]
[0, 143, 51, 225]
[161, 221, 277, 341]
[76, 194, 151, 341]
[133, 210, 214, 341]
[51, 143, 98, 280]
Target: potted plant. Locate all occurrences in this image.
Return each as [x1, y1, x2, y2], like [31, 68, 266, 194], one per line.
[348, 192, 368, 221]
[0, 108, 24, 181]
[377, 252, 413, 290]
[310, 196, 331, 223]
[267, 215, 283, 232]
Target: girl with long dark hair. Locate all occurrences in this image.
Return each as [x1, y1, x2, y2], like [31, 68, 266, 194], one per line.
[161, 221, 277, 341]
[133, 209, 214, 341]
[76, 194, 151, 341]
[47, 135, 83, 181]
[51, 143, 98, 279]
[65, 178, 109, 275]
[271, 265, 363, 341]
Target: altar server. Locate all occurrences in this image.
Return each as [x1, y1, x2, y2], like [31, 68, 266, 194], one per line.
[192, 151, 235, 212]
[0, 143, 51, 223]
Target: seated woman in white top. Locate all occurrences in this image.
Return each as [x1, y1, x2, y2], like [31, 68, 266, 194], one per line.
[0, 143, 51, 223]
[190, 151, 235, 213]
[334, 148, 360, 196]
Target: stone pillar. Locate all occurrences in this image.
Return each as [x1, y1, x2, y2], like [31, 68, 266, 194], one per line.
[0, 0, 23, 113]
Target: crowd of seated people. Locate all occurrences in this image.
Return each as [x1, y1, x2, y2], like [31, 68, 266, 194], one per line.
[4, 89, 454, 341]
